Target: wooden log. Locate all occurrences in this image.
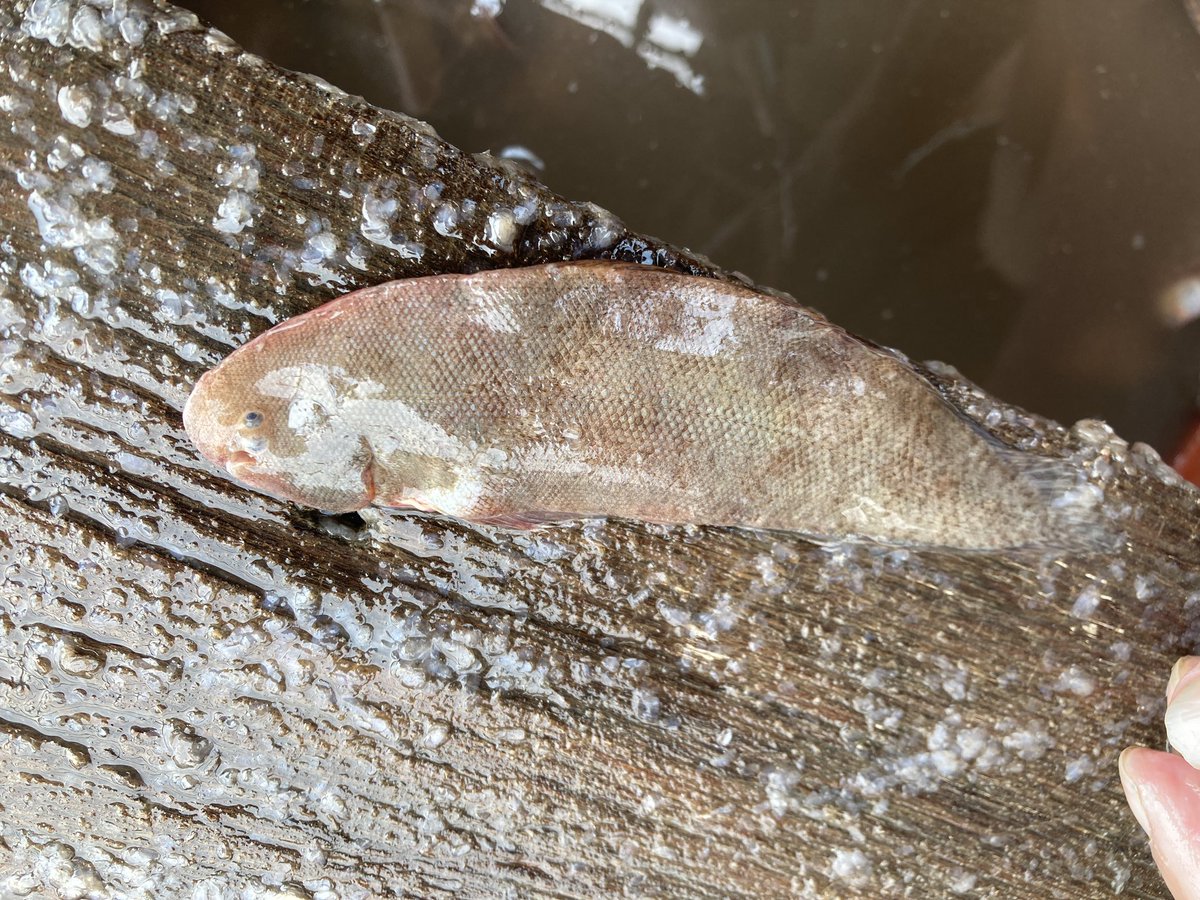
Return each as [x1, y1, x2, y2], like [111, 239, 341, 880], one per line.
[0, 0, 1196, 895]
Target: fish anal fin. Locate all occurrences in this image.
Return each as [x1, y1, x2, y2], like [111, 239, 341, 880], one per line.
[470, 510, 576, 530]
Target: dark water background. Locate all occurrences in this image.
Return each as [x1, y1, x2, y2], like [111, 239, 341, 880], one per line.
[183, 0, 1200, 455]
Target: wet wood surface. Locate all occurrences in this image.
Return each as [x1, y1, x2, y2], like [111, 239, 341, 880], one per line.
[0, 1, 1197, 896]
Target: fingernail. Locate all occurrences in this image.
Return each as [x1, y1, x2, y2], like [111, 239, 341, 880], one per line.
[1165, 677, 1200, 768]
[1119, 749, 1152, 836]
[1166, 656, 1200, 703]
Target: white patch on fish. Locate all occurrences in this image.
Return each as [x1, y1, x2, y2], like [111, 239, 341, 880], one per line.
[654, 286, 739, 357]
[465, 287, 521, 334]
[348, 398, 468, 463]
[397, 470, 484, 517]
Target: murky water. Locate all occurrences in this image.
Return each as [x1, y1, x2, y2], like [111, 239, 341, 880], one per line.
[180, 0, 1200, 455]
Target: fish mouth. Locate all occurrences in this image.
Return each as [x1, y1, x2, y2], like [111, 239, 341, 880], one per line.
[226, 449, 258, 478]
[223, 451, 298, 504]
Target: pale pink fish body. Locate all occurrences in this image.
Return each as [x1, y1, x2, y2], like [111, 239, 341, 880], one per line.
[183, 261, 1086, 548]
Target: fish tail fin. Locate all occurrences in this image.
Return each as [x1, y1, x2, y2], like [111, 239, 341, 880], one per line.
[992, 441, 1117, 554]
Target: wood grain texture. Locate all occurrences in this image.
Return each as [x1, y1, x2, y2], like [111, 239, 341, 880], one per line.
[0, 1, 1197, 896]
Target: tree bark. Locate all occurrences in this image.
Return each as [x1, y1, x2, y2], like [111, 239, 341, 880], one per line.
[0, 1, 1195, 896]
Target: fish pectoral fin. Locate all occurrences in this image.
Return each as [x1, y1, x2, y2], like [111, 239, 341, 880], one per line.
[470, 510, 577, 530]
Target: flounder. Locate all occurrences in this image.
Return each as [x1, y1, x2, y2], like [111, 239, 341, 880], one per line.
[183, 261, 1092, 549]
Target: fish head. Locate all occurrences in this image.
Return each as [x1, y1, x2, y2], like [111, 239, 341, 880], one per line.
[183, 335, 375, 513]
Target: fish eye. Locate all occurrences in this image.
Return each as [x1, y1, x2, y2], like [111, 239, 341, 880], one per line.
[242, 410, 264, 429]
